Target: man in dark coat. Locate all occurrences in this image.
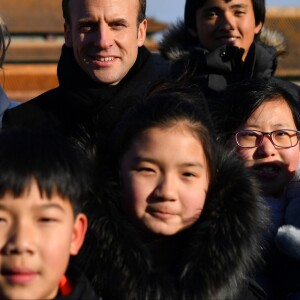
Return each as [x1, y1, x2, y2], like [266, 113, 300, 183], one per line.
[3, 0, 165, 137]
[159, 0, 299, 110]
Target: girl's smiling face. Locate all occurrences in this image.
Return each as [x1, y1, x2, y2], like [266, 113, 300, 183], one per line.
[235, 98, 300, 196]
[120, 123, 210, 236]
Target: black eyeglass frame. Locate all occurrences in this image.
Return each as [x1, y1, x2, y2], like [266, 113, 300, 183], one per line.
[233, 129, 300, 149]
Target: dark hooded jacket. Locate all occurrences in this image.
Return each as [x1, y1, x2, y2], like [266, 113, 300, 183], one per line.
[159, 23, 284, 86]
[77, 147, 269, 300]
[159, 23, 299, 110]
[2, 45, 162, 137]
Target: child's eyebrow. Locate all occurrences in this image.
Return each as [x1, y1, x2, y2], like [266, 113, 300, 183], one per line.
[132, 156, 156, 163]
[38, 203, 66, 213]
[132, 156, 205, 169]
[179, 162, 206, 169]
[245, 122, 294, 129]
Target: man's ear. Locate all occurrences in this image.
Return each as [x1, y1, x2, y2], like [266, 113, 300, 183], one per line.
[64, 22, 73, 47]
[137, 19, 147, 47]
[70, 213, 88, 255]
[254, 21, 263, 35]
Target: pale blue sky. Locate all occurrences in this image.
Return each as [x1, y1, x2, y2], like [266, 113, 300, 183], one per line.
[147, 0, 300, 23]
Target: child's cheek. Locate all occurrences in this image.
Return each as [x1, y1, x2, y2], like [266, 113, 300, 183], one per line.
[122, 180, 149, 218]
[236, 148, 252, 162]
[286, 149, 300, 173]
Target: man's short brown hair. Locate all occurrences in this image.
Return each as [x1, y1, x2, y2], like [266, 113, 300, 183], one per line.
[62, 0, 146, 25]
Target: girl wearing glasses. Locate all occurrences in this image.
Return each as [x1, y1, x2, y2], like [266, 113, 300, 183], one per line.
[217, 78, 300, 300]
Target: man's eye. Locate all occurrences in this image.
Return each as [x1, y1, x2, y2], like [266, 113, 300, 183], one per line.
[204, 11, 217, 18]
[111, 23, 125, 29]
[0, 217, 7, 224]
[79, 23, 94, 32]
[235, 10, 246, 16]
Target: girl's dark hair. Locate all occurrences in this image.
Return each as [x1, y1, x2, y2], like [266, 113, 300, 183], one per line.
[113, 81, 217, 184]
[216, 78, 300, 142]
[184, 0, 265, 33]
[0, 128, 90, 215]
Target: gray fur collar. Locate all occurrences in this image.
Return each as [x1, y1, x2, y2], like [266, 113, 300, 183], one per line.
[159, 21, 286, 62]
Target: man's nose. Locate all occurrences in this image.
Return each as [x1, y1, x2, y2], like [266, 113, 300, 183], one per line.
[94, 24, 114, 49]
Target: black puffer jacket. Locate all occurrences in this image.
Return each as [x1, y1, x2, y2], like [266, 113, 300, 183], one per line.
[78, 148, 269, 300]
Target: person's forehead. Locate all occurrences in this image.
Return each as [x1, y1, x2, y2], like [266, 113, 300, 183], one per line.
[69, 0, 140, 21]
[200, 0, 253, 8]
[69, 0, 139, 11]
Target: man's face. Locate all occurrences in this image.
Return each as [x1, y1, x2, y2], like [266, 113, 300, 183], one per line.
[64, 0, 147, 85]
[192, 0, 262, 61]
[0, 180, 87, 300]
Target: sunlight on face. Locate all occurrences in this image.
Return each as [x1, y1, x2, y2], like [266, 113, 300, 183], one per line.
[120, 123, 210, 236]
[64, 0, 147, 85]
[0, 180, 87, 300]
[236, 99, 300, 196]
[193, 0, 262, 60]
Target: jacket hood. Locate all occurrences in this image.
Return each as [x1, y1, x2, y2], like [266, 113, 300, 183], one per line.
[78, 146, 268, 300]
[159, 21, 286, 62]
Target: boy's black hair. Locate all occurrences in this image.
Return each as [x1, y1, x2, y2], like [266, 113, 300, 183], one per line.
[0, 128, 89, 215]
[184, 0, 265, 32]
[113, 80, 217, 184]
[217, 78, 300, 140]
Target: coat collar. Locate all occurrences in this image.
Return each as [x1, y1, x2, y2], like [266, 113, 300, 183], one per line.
[79, 148, 268, 299]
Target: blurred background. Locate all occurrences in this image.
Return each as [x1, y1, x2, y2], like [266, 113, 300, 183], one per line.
[0, 0, 299, 102]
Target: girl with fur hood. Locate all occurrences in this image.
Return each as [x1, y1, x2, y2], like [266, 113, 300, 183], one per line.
[217, 78, 300, 299]
[159, 0, 299, 111]
[78, 82, 268, 300]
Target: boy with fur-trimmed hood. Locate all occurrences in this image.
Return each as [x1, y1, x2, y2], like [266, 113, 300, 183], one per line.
[159, 0, 299, 108]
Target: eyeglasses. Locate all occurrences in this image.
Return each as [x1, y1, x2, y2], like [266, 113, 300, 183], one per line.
[233, 129, 300, 149]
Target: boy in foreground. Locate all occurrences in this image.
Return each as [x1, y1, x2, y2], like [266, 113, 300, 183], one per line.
[0, 129, 96, 300]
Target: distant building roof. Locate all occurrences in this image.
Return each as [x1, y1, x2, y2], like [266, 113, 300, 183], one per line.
[147, 18, 168, 35]
[265, 7, 300, 78]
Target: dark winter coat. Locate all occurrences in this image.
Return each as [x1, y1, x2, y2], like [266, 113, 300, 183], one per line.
[2, 45, 162, 137]
[55, 264, 98, 300]
[159, 22, 285, 86]
[159, 22, 299, 110]
[78, 149, 269, 300]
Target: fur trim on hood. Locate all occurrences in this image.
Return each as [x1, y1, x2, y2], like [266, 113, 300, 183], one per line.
[77, 147, 269, 300]
[159, 21, 286, 62]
